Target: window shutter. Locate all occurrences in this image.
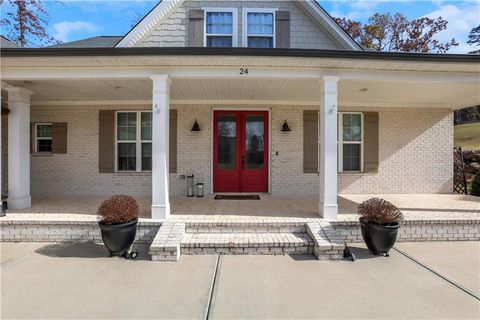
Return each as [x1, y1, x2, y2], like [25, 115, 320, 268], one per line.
[275, 11, 290, 48]
[169, 110, 177, 173]
[98, 110, 115, 173]
[30, 123, 34, 154]
[303, 110, 318, 173]
[52, 122, 67, 154]
[364, 112, 379, 173]
[189, 10, 204, 47]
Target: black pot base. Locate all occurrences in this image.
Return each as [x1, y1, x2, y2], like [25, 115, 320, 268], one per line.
[98, 219, 138, 256]
[360, 217, 399, 256]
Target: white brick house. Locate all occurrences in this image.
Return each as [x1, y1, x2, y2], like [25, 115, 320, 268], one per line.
[1, 0, 479, 221]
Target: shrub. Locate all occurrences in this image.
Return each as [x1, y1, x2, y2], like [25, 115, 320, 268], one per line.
[357, 197, 403, 225]
[98, 195, 139, 225]
[471, 172, 480, 196]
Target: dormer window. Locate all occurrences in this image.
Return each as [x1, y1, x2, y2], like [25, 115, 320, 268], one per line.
[204, 8, 237, 47]
[243, 9, 275, 48]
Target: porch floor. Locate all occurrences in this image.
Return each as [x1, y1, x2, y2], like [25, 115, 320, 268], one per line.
[7, 194, 480, 220]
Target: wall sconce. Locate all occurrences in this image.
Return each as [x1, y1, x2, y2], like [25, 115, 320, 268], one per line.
[191, 119, 201, 132]
[281, 120, 291, 132]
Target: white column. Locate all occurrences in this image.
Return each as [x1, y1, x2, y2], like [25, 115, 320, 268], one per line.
[151, 75, 171, 219]
[319, 76, 339, 220]
[5, 87, 33, 209]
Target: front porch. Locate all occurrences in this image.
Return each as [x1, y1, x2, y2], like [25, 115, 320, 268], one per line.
[9, 193, 480, 219]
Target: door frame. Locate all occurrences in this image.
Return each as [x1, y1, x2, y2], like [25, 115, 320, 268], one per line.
[210, 107, 271, 194]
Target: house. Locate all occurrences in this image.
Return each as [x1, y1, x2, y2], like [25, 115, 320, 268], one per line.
[1, 0, 479, 222]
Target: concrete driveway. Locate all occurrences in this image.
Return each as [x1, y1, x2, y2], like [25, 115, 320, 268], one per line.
[1, 241, 479, 319]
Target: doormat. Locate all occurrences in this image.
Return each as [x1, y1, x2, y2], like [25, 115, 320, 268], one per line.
[214, 195, 261, 200]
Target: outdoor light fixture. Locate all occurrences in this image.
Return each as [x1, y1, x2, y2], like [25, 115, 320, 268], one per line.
[281, 120, 291, 132]
[191, 119, 201, 132]
[359, 88, 368, 92]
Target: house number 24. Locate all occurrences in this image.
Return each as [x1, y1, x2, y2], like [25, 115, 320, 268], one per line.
[239, 68, 249, 75]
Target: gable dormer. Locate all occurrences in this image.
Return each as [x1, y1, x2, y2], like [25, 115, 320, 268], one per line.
[116, 0, 360, 50]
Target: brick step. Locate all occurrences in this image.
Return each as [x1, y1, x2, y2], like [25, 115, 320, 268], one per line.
[181, 232, 313, 255]
[185, 223, 306, 234]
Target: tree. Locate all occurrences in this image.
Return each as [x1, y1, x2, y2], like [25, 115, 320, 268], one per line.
[335, 13, 458, 53]
[467, 25, 480, 54]
[1, 0, 59, 47]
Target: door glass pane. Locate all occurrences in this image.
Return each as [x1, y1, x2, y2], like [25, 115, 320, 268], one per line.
[142, 143, 152, 171]
[217, 115, 236, 169]
[117, 112, 136, 141]
[118, 143, 136, 171]
[245, 115, 264, 169]
[141, 112, 152, 141]
[343, 144, 360, 171]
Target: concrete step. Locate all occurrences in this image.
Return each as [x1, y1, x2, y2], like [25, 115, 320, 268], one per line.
[181, 232, 313, 255]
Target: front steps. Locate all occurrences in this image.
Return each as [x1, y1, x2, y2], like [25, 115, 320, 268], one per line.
[149, 218, 345, 261]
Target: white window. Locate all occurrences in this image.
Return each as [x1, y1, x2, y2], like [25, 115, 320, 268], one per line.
[243, 9, 275, 48]
[35, 123, 53, 153]
[338, 112, 364, 172]
[204, 8, 237, 47]
[116, 111, 152, 172]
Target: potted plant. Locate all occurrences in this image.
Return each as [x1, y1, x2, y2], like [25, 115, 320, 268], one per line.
[98, 195, 139, 258]
[358, 198, 403, 256]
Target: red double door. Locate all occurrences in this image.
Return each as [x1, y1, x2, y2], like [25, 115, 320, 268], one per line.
[213, 111, 269, 193]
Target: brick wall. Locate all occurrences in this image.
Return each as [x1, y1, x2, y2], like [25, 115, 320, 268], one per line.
[27, 104, 453, 197]
[136, 0, 342, 50]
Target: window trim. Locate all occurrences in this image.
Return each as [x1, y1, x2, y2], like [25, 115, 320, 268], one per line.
[203, 7, 238, 48]
[115, 111, 152, 173]
[35, 122, 53, 154]
[242, 8, 277, 48]
[338, 112, 364, 173]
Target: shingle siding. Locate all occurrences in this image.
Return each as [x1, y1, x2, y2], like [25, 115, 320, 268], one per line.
[135, 0, 342, 50]
[27, 104, 453, 198]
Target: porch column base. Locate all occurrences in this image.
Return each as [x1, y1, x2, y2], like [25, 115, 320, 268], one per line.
[319, 202, 338, 221]
[151, 203, 170, 220]
[8, 195, 31, 210]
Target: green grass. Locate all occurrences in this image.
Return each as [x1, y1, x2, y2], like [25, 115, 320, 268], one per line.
[454, 122, 480, 150]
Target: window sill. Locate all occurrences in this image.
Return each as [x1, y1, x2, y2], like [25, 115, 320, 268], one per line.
[114, 171, 152, 176]
[32, 153, 53, 157]
[339, 171, 376, 176]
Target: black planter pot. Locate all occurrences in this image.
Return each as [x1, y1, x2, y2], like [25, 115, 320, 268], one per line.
[98, 219, 138, 256]
[360, 217, 400, 256]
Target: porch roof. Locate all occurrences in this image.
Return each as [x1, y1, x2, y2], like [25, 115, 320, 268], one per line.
[1, 48, 479, 109]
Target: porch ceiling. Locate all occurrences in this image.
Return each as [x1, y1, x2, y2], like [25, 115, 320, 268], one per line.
[11, 78, 479, 109]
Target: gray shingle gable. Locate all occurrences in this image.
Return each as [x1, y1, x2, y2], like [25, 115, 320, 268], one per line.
[49, 36, 123, 48]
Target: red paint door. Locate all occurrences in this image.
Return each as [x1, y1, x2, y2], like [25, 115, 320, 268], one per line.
[214, 111, 268, 193]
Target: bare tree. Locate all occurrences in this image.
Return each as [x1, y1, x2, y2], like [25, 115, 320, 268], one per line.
[1, 0, 60, 47]
[335, 13, 458, 53]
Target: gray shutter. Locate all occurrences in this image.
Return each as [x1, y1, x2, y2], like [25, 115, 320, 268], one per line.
[275, 11, 290, 48]
[303, 111, 318, 173]
[364, 112, 379, 173]
[169, 110, 177, 173]
[189, 10, 204, 47]
[52, 122, 67, 154]
[99, 110, 115, 173]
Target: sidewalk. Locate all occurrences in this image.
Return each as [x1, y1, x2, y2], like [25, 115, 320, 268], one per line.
[1, 241, 479, 319]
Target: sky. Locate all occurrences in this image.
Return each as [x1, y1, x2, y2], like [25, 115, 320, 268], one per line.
[1, 0, 479, 53]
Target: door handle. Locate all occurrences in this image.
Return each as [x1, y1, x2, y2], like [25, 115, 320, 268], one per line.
[241, 156, 245, 169]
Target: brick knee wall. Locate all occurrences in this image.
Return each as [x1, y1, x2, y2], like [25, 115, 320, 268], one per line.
[332, 221, 480, 243]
